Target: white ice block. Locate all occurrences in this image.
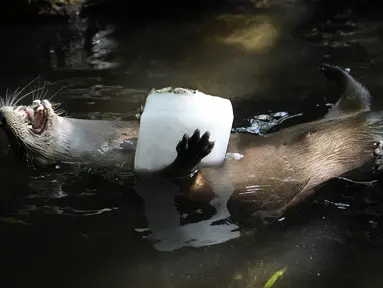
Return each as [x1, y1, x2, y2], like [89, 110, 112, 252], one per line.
[134, 87, 234, 172]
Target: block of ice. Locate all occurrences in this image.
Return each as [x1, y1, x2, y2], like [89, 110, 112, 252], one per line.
[134, 87, 234, 172]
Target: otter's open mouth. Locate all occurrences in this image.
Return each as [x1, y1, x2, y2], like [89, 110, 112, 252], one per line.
[15, 100, 49, 134]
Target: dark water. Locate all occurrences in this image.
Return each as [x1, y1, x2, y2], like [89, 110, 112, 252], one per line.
[2, 1, 383, 287]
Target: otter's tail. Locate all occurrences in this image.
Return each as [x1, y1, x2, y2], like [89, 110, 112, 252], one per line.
[320, 63, 371, 118]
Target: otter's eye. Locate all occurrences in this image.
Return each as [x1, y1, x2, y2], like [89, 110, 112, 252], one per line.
[0, 111, 6, 127]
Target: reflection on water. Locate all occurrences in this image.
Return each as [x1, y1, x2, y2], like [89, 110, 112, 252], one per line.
[1, 1, 383, 288]
[135, 177, 239, 251]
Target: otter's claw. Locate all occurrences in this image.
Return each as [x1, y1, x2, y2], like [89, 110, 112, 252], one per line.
[373, 141, 383, 172]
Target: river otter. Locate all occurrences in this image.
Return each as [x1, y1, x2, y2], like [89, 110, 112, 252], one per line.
[0, 64, 382, 220]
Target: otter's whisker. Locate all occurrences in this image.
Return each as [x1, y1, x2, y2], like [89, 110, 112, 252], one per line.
[7, 87, 20, 107]
[13, 87, 46, 107]
[51, 102, 65, 114]
[42, 89, 49, 100]
[31, 80, 44, 102]
[0, 88, 10, 107]
[34, 81, 49, 101]
[51, 102, 62, 108]
[2, 88, 12, 107]
[39, 81, 47, 100]
[54, 108, 66, 117]
[7, 91, 21, 106]
[25, 153, 36, 171]
[9, 76, 43, 107]
[48, 86, 65, 102]
[11, 132, 37, 170]
[49, 102, 69, 118]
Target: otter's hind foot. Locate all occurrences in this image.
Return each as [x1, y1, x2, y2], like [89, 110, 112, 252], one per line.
[373, 141, 383, 172]
[251, 209, 282, 225]
[161, 129, 215, 178]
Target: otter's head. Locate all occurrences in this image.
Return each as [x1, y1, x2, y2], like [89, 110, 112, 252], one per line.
[0, 99, 61, 167]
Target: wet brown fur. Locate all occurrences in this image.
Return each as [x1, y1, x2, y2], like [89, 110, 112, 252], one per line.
[181, 65, 381, 218]
[186, 111, 381, 218]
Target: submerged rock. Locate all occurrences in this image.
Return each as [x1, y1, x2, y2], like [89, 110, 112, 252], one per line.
[31, 0, 81, 17]
[1, 0, 81, 24]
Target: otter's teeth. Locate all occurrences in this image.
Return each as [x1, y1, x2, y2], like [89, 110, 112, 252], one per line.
[30, 100, 42, 110]
[42, 99, 52, 109]
[32, 100, 41, 106]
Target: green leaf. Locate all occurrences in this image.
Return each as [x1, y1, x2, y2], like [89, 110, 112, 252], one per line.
[264, 267, 287, 288]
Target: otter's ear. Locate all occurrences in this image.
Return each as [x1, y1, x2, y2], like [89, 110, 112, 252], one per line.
[320, 63, 372, 118]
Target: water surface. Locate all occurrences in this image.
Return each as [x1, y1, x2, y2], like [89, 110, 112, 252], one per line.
[1, 2, 383, 287]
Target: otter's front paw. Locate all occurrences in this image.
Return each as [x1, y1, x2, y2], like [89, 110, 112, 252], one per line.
[373, 141, 383, 172]
[159, 129, 215, 179]
[174, 129, 215, 167]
